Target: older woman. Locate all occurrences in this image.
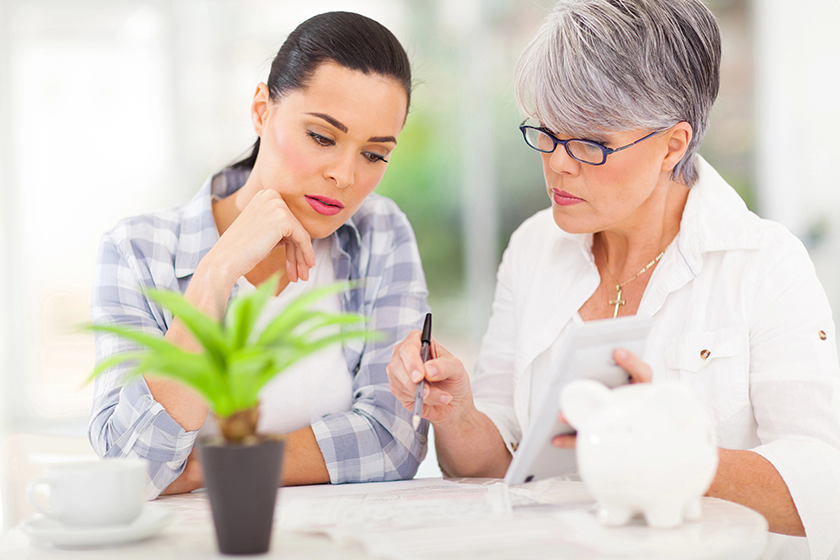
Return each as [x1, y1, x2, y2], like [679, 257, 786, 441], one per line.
[387, 1, 840, 558]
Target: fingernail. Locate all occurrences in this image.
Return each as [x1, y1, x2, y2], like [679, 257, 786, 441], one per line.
[423, 385, 430, 399]
[440, 394, 451, 405]
[426, 365, 437, 379]
[411, 370, 422, 383]
[614, 348, 627, 360]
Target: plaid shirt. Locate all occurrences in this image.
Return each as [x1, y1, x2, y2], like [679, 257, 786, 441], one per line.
[89, 168, 430, 498]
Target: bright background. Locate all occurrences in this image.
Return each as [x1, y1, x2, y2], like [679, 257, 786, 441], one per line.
[1, 0, 839, 523]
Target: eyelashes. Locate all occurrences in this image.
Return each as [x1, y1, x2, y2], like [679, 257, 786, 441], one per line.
[364, 152, 389, 164]
[307, 130, 334, 147]
[306, 130, 389, 164]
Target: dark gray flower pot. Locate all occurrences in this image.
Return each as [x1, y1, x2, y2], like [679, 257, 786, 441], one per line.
[197, 437, 285, 555]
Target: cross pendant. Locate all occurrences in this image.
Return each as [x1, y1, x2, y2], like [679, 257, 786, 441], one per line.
[609, 286, 626, 318]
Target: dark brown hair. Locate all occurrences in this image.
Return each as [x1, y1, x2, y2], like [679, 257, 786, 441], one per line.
[232, 11, 412, 170]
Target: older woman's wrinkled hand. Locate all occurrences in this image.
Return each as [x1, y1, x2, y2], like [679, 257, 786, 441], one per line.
[386, 331, 474, 425]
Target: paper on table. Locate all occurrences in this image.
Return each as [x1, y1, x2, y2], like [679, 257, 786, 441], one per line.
[311, 500, 767, 560]
[277, 481, 512, 530]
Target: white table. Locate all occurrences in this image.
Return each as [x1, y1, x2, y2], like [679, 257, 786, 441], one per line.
[0, 477, 768, 559]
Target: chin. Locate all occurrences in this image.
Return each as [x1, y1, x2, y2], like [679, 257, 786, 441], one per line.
[552, 207, 596, 235]
[303, 218, 342, 240]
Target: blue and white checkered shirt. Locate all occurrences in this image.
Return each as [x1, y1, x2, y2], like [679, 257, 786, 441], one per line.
[89, 168, 430, 498]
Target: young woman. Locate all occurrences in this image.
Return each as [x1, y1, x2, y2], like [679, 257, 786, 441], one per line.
[387, 1, 840, 558]
[89, 11, 429, 498]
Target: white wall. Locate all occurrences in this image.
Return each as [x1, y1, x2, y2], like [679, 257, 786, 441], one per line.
[754, 0, 840, 341]
[0, 0, 14, 441]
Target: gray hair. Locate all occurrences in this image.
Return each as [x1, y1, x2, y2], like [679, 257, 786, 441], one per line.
[515, 0, 721, 185]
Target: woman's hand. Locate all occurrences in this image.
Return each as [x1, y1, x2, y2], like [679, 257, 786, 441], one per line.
[552, 411, 577, 449]
[389, 331, 512, 477]
[210, 189, 316, 283]
[552, 347, 653, 449]
[386, 331, 474, 425]
[148, 190, 316, 431]
[614, 347, 653, 383]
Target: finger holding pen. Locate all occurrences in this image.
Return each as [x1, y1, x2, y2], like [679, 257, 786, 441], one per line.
[386, 331, 474, 426]
[386, 330, 425, 404]
[412, 314, 433, 429]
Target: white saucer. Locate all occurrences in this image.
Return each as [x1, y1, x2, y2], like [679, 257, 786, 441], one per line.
[23, 505, 173, 549]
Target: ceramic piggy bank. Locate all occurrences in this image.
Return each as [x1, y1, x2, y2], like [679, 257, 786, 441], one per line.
[561, 379, 718, 529]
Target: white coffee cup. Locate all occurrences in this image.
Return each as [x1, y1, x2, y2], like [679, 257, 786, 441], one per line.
[27, 459, 149, 527]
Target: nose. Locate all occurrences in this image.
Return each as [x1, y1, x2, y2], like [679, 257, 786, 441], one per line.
[547, 145, 580, 175]
[325, 151, 355, 189]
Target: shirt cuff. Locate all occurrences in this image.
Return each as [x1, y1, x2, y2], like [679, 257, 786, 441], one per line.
[753, 438, 840, 560]
[474, 400, 522, 457]
[311, 411, 386, 485]
[104, 381, 199, 497]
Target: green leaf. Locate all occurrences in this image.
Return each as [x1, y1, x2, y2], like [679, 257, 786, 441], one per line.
[290, 312, 366, 341]
[88, 324, 179, 354]
[137, 351, 234, 416]
[84, 279, 379, 430]
[225, 273, 278, 351]
[226, 348, 273, 411]
[145, 289, 229, 369]
[256, 282, 357, 347]
[86, 322, 232, 414]
[255, 328, 375, 391]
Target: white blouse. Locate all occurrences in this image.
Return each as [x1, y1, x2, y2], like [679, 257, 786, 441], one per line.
[472, 157, 840, 560]
[198, 237, 353, 437]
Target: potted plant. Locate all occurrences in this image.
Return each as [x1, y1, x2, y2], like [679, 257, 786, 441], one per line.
[87, 275, 372, 555]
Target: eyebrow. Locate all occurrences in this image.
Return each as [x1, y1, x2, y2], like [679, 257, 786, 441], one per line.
[306, 112, 397, 145]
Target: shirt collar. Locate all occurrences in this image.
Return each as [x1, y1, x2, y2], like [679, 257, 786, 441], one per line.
[173, 167, 363, 279]
[674, 155, 766, 274]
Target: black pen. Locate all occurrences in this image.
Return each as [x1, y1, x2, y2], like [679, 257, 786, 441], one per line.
[412, 313, 432, 430]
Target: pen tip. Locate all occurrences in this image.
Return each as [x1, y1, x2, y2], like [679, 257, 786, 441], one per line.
[412, 415, 421, 430]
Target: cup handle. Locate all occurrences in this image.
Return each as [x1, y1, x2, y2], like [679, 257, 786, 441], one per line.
[26, 478, 53, 516]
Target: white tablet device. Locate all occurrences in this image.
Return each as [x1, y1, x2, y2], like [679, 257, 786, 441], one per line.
[503, 315, 653, 486]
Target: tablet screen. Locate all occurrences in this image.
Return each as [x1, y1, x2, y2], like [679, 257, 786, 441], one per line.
[504, 315, 652, 485]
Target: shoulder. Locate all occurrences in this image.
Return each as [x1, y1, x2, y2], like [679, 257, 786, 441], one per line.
[104, 207, 181, 257]
[684, 157, 814, 272]
[748, 218, 815, 280]
[351, 193, 411, 231]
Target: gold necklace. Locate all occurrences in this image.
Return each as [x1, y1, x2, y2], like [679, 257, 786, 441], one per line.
[601, 239, 671, 318]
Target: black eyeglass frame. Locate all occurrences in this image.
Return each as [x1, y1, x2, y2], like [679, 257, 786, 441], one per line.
[518, 121, 663, 166]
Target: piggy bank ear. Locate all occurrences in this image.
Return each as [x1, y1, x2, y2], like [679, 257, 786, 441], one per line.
[561, 379, 612, 429]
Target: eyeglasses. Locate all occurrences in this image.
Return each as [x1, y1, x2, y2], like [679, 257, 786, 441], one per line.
[519, 121, 662, 166]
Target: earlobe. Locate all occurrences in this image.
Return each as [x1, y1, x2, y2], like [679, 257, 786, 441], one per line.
[661, 122, 692, 173]
[251, 82, 271, 137]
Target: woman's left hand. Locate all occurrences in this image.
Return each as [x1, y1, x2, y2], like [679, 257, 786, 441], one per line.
[551, 347, 653, 449]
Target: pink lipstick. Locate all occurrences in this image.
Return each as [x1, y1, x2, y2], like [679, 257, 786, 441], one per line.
[305, 195, 344, 216]
[552, 189, 584, 206]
